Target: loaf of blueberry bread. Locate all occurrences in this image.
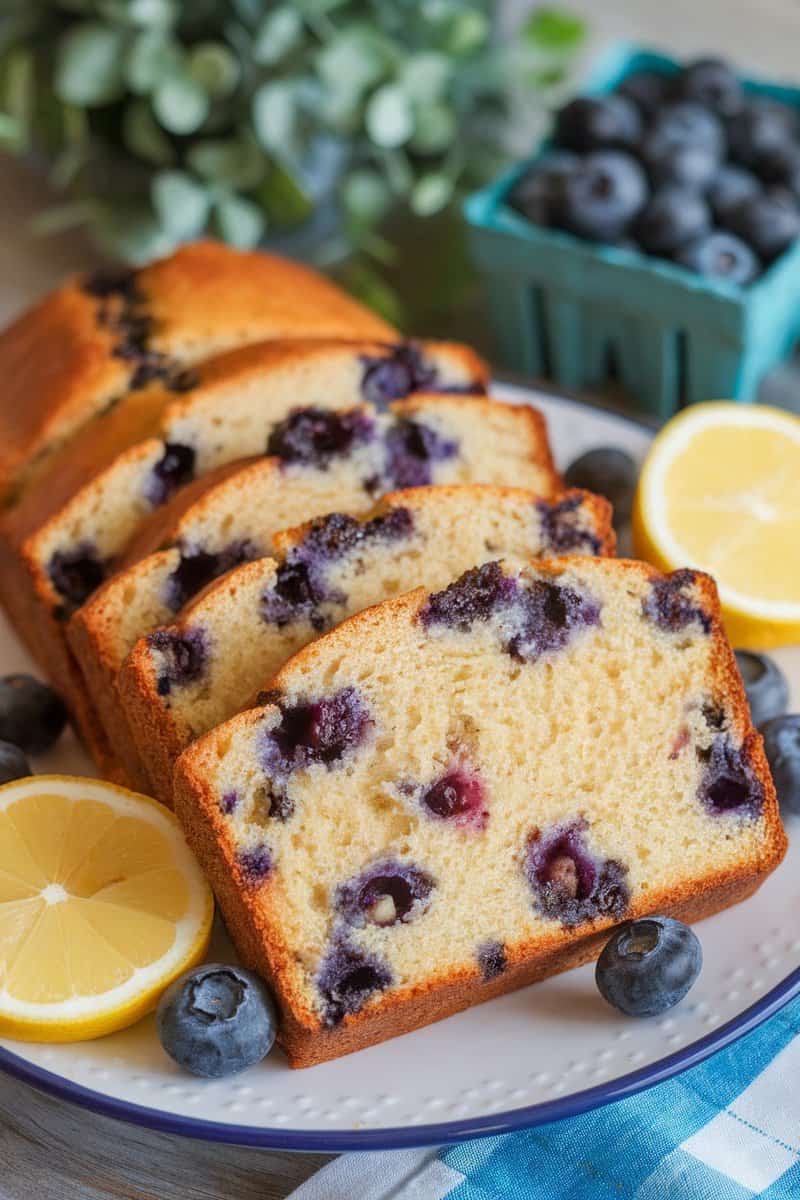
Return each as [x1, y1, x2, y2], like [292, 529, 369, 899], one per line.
[119, 486, 614, 801]
[0, 340, 487, 768]
[67, 396, 559, 781]
[0, 240, 395, 508]
[173, 557, 786, 1067]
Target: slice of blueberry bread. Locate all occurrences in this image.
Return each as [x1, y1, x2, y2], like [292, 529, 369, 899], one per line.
[173, 557, 786, 1067]
[66, 397, 558, 779]
[0, 354, 490, 767]
[0, 240, 395, 507]
[119, 486, 614, 802]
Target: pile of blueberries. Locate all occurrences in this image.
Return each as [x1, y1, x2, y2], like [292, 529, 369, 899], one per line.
[508, 57, 800, 286]
[0, 674, 67, 780]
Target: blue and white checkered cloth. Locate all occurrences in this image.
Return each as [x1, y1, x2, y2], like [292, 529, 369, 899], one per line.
[291, 995, 800, 1199]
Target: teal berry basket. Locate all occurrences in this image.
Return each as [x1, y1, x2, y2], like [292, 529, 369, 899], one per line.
[464, 42, 800, 419]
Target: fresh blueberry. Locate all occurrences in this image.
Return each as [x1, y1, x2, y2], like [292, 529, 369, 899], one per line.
[708, 164, 761, 221]
[675, 231, 759, 286]
[595, 916, 702, 1017]
[554, 95, 643, 153]
[0, 740, 32, 784]
[728, 98, 797, 169]
[674, 58, 744, 118]
[616, 71, 669, 120]
[649, 102, 726, 154]
[0, 674, 68, 755]
[754, 141, 800, 194]
[726, 188, 800, 262]
[564, 446, 638, 528]
[558, 151, 648, 242]
[507, 152, 579, 226]
[634, 186, 711, 256]
[157, 963, 278, 1078]
[735, 651, 789, 726]
[760, 714, 800, 816]
[642, 133, 721, 190]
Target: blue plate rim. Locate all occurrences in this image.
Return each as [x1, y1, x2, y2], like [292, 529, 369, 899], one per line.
[0, 388, 794, 1152]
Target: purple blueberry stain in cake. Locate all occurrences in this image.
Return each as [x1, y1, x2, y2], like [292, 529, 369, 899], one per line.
[379, 419, 459, 490]
[48, 543, 108, 612]
[506, 578, 601, 663]
[420, 563, 601, 663]
[316, 934, 392, 1026]
[84, 269, 188, 392]
[83, 268, 138, 300]
[266, 407, 375, 468]
[697, 735, 764, 819]
[536, 496, 603, 555]
[220, 791, 239, 816]
[335, 859, 435, 928]
[164, 539, 259, 612]
[143, 442, 196, 508]
[261, 687, 372, 779]
[477, 941, 508, 981]
[525, 819, 629, 927]
[360, 343, 439, 408]
[261, 508, 414, 631]
[420, 766, 489, 830]
[148, 627, 207, 695]
[237, 844, 273, 885]
[643, 570, 711, 634]
[420, 561, 517, 631]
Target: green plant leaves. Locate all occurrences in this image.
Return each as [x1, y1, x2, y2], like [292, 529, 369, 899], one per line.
[213, 193, 265, 248]
[152, 73, 208, 133]
[187, 42, 240, 98]
[524, 8, 586, 51]
[187, 135, 266, 189]
[151, 169, 210, 237]
[55, 23, 128, 106]
[123, 98, 174, 163]
[254, 7, 303, 65]
[366, 84, 413, 148]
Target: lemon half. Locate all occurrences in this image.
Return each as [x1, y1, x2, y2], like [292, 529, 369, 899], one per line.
[0, 775, 213, 1042]
[633, 401, 800, 649]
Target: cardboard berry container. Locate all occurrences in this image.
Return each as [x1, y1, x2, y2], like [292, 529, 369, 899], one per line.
[464, 42, 800, 419]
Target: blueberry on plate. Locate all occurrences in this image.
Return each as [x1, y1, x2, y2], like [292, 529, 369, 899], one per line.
[754, 142, 800, 194]
[674, 58, 744, 118]
[0, 741, 32, 785]
[595, 917, 702, 1017]
[0, 674, 68, 756]
[675, 231, 759, 286]
[649, 102, 726, 155]
[726, 188, 800, 262]
[642, 132, 721, 190]
[708, 164, 761, 222]
[554, 95, 643, 154]
[564, 447, 638, 528]
[558, 150, 648, 242]
[760, 715, 800, 817]
[157, 963, 278, 1078]
[634, 186, 711, 256]
[507, 152, 579, 226]
[727, 98, 797, 169]
[616, 71, 669, 120]
[735, 651, 789, 726]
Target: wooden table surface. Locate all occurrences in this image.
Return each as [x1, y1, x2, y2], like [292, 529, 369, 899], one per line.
[3, 3, 800, 1195]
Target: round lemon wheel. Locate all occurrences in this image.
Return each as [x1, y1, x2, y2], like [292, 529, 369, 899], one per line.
[633, 402, 800, 650]
[0, 775, 213, 1042]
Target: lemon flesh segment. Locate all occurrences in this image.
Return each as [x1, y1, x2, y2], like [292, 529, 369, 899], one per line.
[633, 402, 800, 649]
[0, 776, 213, 1042]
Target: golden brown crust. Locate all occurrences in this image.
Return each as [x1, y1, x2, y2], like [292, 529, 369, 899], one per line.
[0, 242, 395, 507]
[172, 558, 786, 1067]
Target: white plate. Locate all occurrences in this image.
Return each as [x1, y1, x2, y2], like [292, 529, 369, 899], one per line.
[1, 385, 798, 1151]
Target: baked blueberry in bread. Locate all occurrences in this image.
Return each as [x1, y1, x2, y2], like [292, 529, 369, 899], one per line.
[173, 557, 785, 1067]
[66, 395, 558, 780]
[118, 485, 613, 801]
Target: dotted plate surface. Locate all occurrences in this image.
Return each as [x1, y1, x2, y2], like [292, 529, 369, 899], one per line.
[2, 385, 798, 1151]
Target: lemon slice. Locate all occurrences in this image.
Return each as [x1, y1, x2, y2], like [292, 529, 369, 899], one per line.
[633, 401, 800, 649]
[0, 775, 213, 1042]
